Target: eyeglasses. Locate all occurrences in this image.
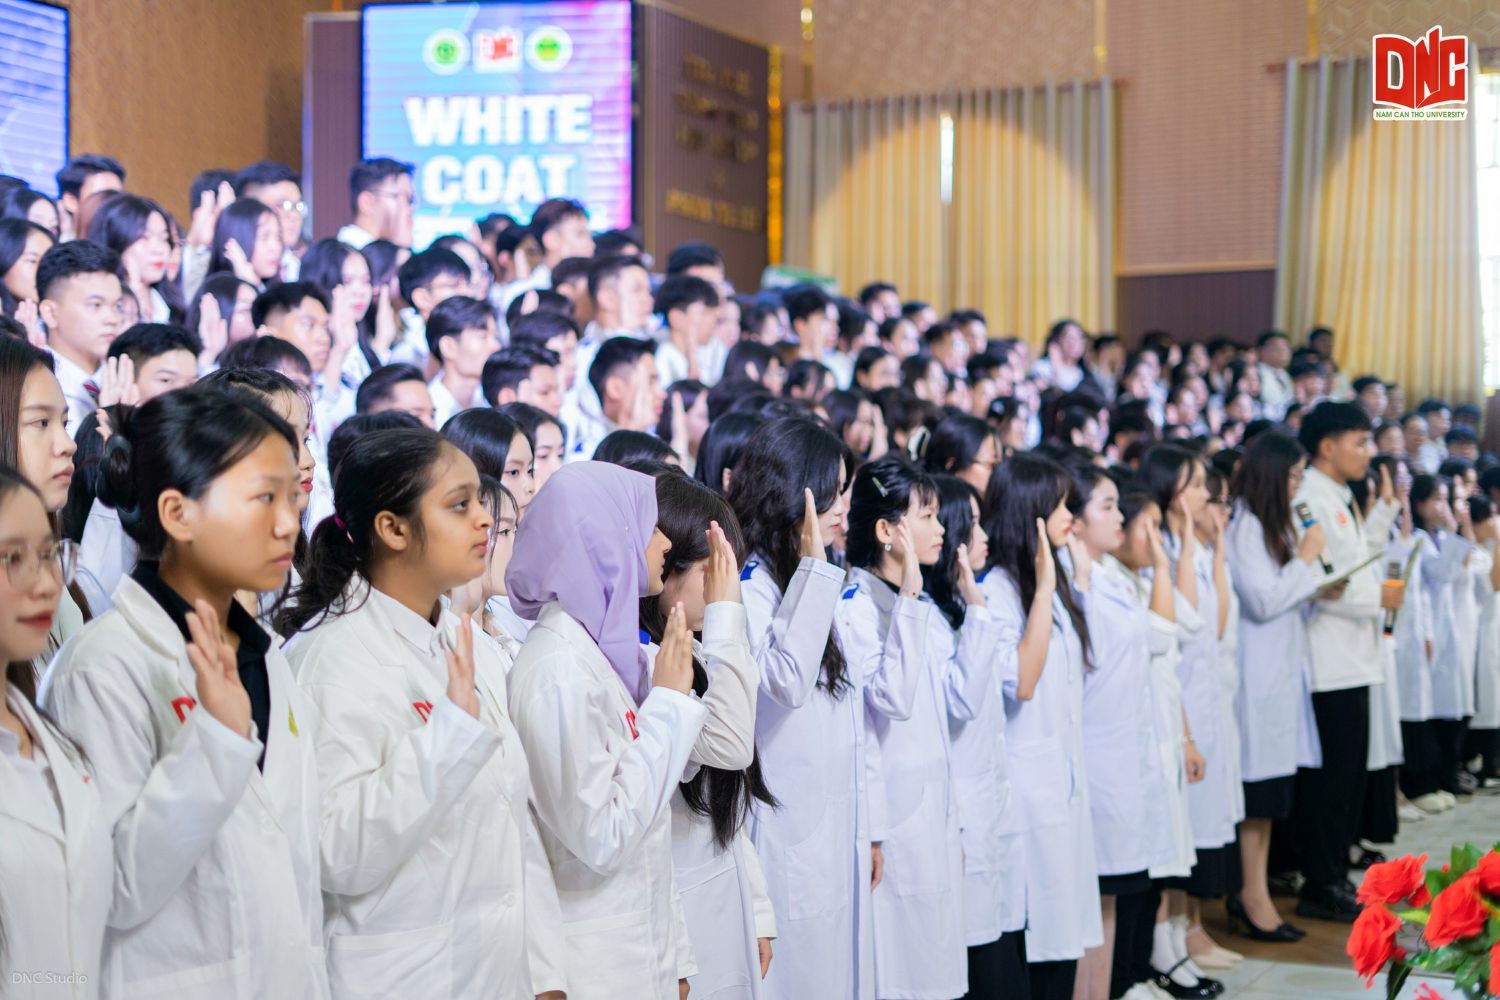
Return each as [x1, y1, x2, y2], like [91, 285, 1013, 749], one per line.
[0, 538, 78, 589]
[375, 191, 417, 208]
[276, 200, 308, 217]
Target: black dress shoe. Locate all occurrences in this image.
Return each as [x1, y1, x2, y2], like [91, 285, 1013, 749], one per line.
[1225, 894, 1307, 942]
[1352, 847, 1387, 869]
[1296, 887, 1361, 923]
[1150, 961, 1223, 999]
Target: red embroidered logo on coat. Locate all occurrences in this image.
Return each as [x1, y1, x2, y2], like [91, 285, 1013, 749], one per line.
[171, 696, 197, 723]
[413, 701, 434, 723]
[625, 710, 639, 740]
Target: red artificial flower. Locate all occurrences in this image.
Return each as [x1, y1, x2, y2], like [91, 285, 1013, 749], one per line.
[1474, 851, 1500, 898]
[1424, 873, 1489, 947]
[1414, 986, 1444, 1000]
[1348, 904, 1403, 984]
[1358, 854, 1430, 906]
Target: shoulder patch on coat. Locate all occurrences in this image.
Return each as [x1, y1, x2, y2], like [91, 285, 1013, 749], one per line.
[842, 583, 860, 600]
[740, 559, 758, 581]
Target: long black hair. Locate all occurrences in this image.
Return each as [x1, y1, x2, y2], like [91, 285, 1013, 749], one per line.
[1136, 443, 1203, 544]
[98, 386, 297, 560]
[845, 454, 936, 570]
[208, 199, 278, 285]
[86, 194, 184, 322]
[593, 429, 676, 467]
[981, 453, 1092, 665]
[695, 411, 763, 496]
[275, 428, 451, 636]
[923, 474, 981, 629]
[1231, 431, 1304, 566]
[0, 218, 53, 315]
[638, 472, 777, 848]
[1410, 473, 1450, 536]
[924, 413, 995, 479]
[300, 237, 374, 349]
[442, 407, 522, 481]
[823, 389, 871, 460]
[727, 416, 852, 695]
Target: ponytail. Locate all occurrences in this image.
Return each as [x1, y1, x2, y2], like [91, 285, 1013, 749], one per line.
[276, 427, 449, 635]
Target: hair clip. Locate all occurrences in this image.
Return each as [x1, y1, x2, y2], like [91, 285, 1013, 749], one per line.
[871, 475, 889, 498]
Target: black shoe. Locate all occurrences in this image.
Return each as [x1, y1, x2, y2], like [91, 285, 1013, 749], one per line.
[1225, 895, 1307, 942]
[1456, 771, 1479, 794]
[1352, 847, 1387, 869]
[1150, 959, 1223, 999]
[1296, 886, 1361, 923]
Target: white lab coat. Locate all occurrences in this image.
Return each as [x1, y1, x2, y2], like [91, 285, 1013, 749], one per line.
[287, 580, 564, 999]
[947, 594, 1026, 947]
[1424, 531, 1474, 721]
[0, 691, 113, 999]
[1449, 542, 1491, 720]
[644, 602, 776, 1000]
[1162, 538, 1236, 851]
[1225, 509, 1322, 783]
[77, 499, 137, 615]
[1294, 468, 1400, 692]
[509, 602, 709, 1000]
[843, 568, 970, 1000]
[1081, 558, 1165, 877]
[40, 575, 330, 1000]
[1217, 558, 1248, 828]
[740, 555, 876, 1000]
[487, 594, 536, 641]
[1394, 533, 1436, 723]
[1474, 539, 1500, 730]
[980, 568, 1103, 963]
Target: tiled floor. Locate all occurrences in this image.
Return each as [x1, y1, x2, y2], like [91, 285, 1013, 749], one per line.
[1197, 786, 1500, 998]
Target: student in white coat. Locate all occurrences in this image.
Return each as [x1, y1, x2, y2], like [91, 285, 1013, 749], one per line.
[1223, 432, 1325, 942]
[277, 428, 565, 999]
[925, 477, 1027, 1000]
[1465, 495, 1500, 786]
[725, 418, 876, 1000]
[1404, 473, 1465, 812]
[0, 468, 112, 999]
[1063, 462, 1165, 1000]
[41, 387, 331, 998]
[978, 453, 1102, 1000]
[842, 457, 971, 1000]
[0, 339, 85, 678]
[639, 472, 777, 999]
[506, 461, 709, 1000]
[1386, 466, 1437, 812]
[450, 479, 524, 665]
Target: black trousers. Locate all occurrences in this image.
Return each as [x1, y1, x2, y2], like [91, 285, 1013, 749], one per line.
[1399, 720, 1440, 799]
[1110, 886, 1158, 998]
[1467, 727, 1500, 775]
[1433, 718, 1469, 793]
[966, 931, 1030, 1000]
[1295, 686, 1369, 893]
[1027, 960, 1077, 1000]
[1359, 765, 1399, 844]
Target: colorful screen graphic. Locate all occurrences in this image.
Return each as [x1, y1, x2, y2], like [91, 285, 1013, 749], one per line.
[0, 0, 68, 194]
[363, 1, 632, 248]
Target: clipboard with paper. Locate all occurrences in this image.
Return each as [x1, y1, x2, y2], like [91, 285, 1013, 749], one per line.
[1316, 552, 1385, 589]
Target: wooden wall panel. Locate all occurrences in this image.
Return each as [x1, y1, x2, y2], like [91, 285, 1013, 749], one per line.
[1115, 268, 1276, 346]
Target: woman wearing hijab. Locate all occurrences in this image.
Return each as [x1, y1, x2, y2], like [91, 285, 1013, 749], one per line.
[506, 461, 710, 1000]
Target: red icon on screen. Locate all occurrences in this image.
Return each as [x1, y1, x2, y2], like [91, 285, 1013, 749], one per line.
[475, 29, 522, 73]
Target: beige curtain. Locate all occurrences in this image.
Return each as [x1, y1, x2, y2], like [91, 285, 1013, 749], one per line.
[1275, 58, 1483, 403]
[784, 83, 1115, 342]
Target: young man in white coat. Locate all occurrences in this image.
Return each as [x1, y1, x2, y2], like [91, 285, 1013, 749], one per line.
[1291, 402, 1401, 922]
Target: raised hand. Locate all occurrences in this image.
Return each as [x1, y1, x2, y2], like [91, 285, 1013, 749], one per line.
[702, 520, 741, 606]
[653, 603, 695, 694]
[184, 600, 252, 739]
[222, 238, 259, 286]
[444, 616, 481, 719]
[1378, 463, 1396, 505]
[328, 284, 359, 369]
[956, 544, 986, 608]
[1146, 520, 1170, 571]
[868, 405, 889, 461]
[196, 293, 228, 366]
[14, 300, 45, 349]
[1065, 533, 1091, 592]
[896, 520, 922, 599]
[669, 390, 690, 463]
[1034, 518, 1057, 594]
[96, 355, 139, 409]
[372, 286, 399, 354]
[799, 488, 826, 561]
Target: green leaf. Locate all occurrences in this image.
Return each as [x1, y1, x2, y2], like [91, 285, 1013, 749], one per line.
[1450, 843, 1482, 878]
[1385, 963, 1412, 1000]
[1454, 953, 1484, 991]
[1397, 909, 1430, 925]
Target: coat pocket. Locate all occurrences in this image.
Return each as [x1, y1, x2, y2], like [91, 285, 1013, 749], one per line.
[784, 806, 851, 921]
[563, 908, 659, 999]
[327, 920, 454, 999]
[880, 781, 946, 896]
[1007, 737, 1069, 828]
[954, 773, 1002, 874]
[118, 955, 251, 1000]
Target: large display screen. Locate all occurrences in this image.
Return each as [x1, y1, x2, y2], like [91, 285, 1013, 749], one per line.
[363, 0, 632, 248]
[0, 0, 68, 194]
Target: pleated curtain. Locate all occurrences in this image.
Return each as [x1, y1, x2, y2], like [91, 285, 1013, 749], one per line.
[784, 82, 1116, 345]
[1274, 58, 1483, 403]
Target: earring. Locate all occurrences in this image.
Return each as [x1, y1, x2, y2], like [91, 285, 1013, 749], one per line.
[884, 542, 893, 552]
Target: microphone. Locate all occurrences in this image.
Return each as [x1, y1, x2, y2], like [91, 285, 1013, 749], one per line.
[1382, 560, 1403, 636]
[1294, 501, 1334, 575]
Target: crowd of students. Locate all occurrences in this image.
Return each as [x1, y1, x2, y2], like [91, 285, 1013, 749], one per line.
[0, 152, 1497, 1000]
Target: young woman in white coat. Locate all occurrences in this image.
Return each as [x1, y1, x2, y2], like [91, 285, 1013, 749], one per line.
[41, 387, 331, 999]
[978, 453, 1102, 1000]
[1401, 473, 1462, 812]
[0, 338, 84, 677]
[843, 456, 974, 1000]
[1223, 432, 1324, 943]
[924, 476, 1027, 1000]
[639, 471, 777, 999]
[278, 428, 564, 999]
[447, 477, 524, 665]
[0, 467, 112, 999]
[1062, 462, 1163, 1000]
[726, 417, 878, 1000]
[1136, 444, 1228, 998]
[506, 461, 708, 1000]
[1464, 495, 1500, 785]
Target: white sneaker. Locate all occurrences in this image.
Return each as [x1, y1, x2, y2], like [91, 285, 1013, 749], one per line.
[1398, 801, 1427, 821]
[1412, 792, 1450, 814]
[1437, 791, 1458, 808]
[1124, 984, 1171, 1000]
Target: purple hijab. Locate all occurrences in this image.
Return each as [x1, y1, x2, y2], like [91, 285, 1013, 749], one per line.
[506, 461, 659, 701]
